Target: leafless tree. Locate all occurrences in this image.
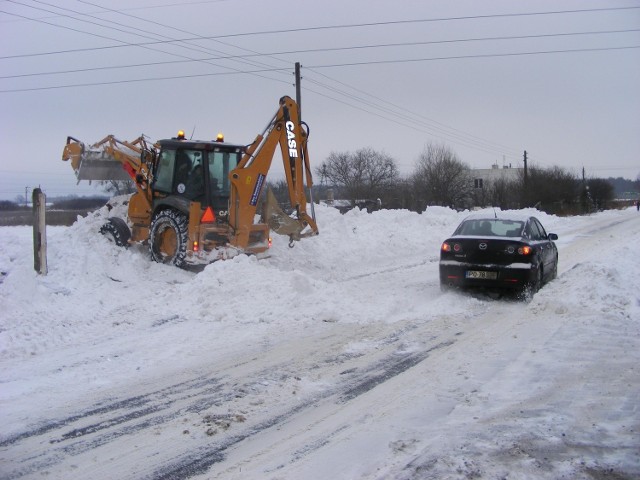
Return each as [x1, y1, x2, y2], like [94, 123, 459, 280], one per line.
[522, 165, 579, 210]
[100, 180, 136, 196]
[412, 143, 471, 209]
[316, 148, 399, 203]
[486, 177, 521, 210]
[585, 178, 614, 210]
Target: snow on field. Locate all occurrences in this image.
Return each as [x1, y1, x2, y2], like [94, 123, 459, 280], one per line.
[0, 203, 639, 480]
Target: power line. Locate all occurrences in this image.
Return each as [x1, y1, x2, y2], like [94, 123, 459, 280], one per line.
[3, 3, 636, 173]
[2, 5, 638, 59]
[0, 0, 235, 23]
[0, 1, 291, 84]
[302, 75, 522, 159]
[0, 66, 290, 92]
[2, 45, 637, 93]
[3, 28, 637, 79]
[72, 0, 290, 80]
[64, 2, 523, 159]
[303, 45, 640, 69]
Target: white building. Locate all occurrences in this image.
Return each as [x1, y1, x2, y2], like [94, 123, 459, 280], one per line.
[471, 163, 523, 189]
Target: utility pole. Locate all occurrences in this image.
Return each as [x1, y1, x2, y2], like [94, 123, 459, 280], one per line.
[24, 186, 30, 207]
[523, 150, 528, 207]
[295, 62, 302, 120]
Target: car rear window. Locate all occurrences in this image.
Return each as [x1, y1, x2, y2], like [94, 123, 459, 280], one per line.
[456, 219, 524, 237]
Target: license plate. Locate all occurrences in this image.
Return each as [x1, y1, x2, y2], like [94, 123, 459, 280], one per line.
[465, 270, 497, 280]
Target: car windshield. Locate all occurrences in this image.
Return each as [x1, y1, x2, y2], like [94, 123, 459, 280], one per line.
[455, 219, 524, 237]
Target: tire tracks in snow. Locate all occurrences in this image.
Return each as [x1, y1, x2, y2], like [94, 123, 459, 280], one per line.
[150, 338, 456, 480]
[1, 319, 459, 480]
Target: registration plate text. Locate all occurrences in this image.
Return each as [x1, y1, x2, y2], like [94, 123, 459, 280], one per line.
[465, 270, 497, 280]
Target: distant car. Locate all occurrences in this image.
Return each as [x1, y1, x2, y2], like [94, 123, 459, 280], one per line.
[439, 213, 559, 299]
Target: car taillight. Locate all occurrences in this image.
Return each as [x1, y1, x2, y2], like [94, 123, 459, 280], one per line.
[518, 246, 532, 255]
[442, 242, 462, 253]
[193, 240, 199, 252]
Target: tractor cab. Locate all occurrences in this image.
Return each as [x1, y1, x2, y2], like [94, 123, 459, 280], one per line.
[153, 136, 245, 220]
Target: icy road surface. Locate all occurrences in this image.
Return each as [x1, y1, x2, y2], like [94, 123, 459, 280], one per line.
[1, 204, 639, 479]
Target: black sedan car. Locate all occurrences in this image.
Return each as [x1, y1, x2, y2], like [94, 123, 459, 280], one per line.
[439, 213, 559, 299]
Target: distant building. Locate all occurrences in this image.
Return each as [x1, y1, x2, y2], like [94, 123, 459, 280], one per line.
[471, 163, 522, 189]
[468, 163, 524, 209]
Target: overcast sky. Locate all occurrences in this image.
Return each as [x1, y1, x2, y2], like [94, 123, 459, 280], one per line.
[1, 0, 639, 201]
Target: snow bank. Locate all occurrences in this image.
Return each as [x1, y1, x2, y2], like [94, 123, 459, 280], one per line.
[1, 204, 638, 480]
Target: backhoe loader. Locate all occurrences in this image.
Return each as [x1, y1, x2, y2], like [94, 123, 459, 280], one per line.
[62, 96, 318, 267]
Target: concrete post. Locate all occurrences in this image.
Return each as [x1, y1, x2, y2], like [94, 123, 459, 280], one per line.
[32, 188, 47, 275]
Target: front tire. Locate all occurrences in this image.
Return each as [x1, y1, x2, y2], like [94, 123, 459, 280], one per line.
[550, 255, 558, 280]
[100, 217, 131, 247]
[149, 210, 188, 267]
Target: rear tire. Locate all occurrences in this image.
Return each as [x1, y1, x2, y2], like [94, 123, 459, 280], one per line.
[100, 217, 131, 247]
[149, 210, 188, 267]
[521, 265, 542, 302]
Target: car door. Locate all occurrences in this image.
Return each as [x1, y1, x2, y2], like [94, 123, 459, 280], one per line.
[531, 218, 555, 276]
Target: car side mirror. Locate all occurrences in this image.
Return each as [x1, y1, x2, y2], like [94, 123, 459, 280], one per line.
[548, 233, 558, 240]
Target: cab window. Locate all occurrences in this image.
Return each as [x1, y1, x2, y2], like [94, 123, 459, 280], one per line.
[154, 150, 175, 193]
[208, 150, 241, 195]
[155, 148, 205, 198]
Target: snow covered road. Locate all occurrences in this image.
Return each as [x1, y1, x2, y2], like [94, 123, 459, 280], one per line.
[1, 205, 639, 479]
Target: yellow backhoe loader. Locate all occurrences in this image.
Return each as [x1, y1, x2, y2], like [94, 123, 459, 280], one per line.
[62, 96, 318, 267]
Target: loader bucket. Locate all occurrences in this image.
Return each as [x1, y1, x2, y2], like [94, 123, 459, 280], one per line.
[62, 136, 131, 181]
[74, 155, 131, 181]
[263, 188, 306, 241]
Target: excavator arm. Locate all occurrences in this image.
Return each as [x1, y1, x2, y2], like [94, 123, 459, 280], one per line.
[62, 134, 156, 185]
[62, 134, 156, 211]
[229, 96, 319, 248]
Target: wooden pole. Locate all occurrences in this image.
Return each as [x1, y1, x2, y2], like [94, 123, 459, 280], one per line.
[523, 150, 528, 207]
[295, 62, 302, 120]
[32, 188, 47, 275]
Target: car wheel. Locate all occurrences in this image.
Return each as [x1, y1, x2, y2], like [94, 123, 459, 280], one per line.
[521, 265, 542, 302]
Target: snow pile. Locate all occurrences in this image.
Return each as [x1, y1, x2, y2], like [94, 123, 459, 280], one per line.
[0, 203, 638, 480]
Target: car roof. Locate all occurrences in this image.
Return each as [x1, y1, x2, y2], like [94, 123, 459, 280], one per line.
[462, 211, 533, 222]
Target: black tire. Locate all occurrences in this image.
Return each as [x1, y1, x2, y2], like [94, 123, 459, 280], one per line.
[550, 255, 558, 280]
[149, 210, 188, 267]
[100, 217, 131, 247]
[521, 264, 542, 302]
